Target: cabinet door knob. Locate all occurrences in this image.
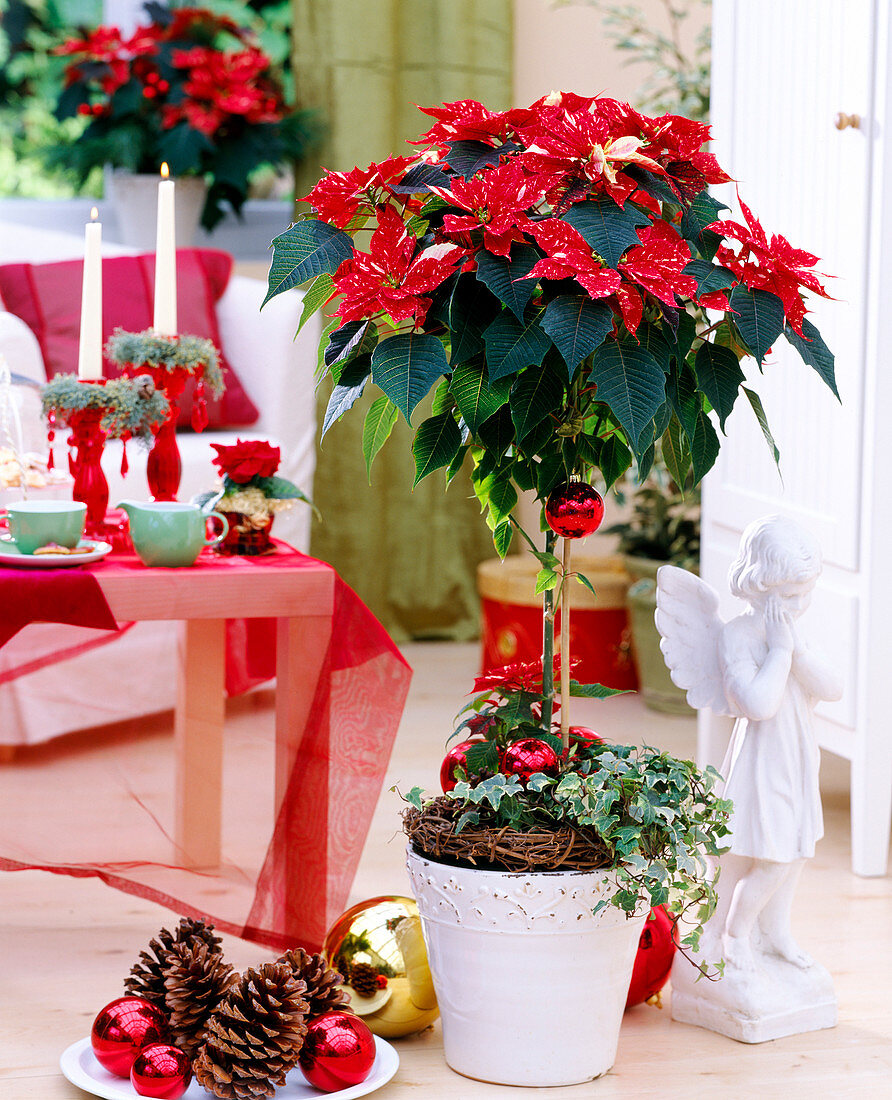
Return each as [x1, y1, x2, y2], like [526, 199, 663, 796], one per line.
[835, 112, 861, 130]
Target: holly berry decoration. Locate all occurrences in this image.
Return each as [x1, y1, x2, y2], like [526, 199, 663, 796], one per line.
[544, 481, 605, 539]
[91, 996, 169, 1078]
[440, 738, 482, 793]
[297, 1011, 376, 1092]
[625, 905, 678, 1009]
[130, 1043, 192, 1099]
[501, 738, 559, 783]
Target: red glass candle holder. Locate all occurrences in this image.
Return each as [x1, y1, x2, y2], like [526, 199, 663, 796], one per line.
[67, 405, 110, 538]
[137, 366, 189, 502]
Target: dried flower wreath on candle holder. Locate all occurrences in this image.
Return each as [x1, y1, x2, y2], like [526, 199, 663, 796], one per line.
[41, 373, 169, 535]
[106, 328, 225, 502]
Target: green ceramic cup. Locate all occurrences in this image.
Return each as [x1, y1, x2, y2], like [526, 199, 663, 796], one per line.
[6, 500, 87, 555]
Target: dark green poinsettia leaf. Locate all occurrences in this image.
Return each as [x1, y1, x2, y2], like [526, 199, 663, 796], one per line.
[568, 680, 630, 698]
[588, 338, 667, 457]
[535, 450, 571, 498]
[485, 476, 518, 527]
[371, 333, 449, 423]
[446, 274, 501, 366]
[483, 312, 553, 383]
[636, 324, 674, 374]
[451, 358, 511, 433]
[264, 219, 353, 306]
[493, 519, 514, 558]
[297, 273, 335, 335]
[662, 416, 692, 489]
[477, 405, 515, 457]
[636, 441, 656, 481]
[694, 341, 745, 431]
[322, 356, 372, 437]
[598, 433, 633, 489]
[324, 319, 377, 368]
[742, 385, 781, 470]
[412, 412, 463, 485]
[541, 295, 614, 378]
[690, 408, 720, 484]
[665, 358, 700, 442]
[624, 165, 684, 207]
[444, 139, 511, 177]
[784, 320, 839, 399]
[509, 362, 564, 442]
[680, 190, 729, 262]
[157, 122, 213, 175]
[684, 259, 737, 299]
[729, 286, 785, 365]
[672, 310, 698, 365]
[563, 197, 650, 268]
[56, 82, 90, 121]
[389, 162, 450, 194]
[464, 740, 500, 774]
[362, 395, 398, 479]
[475, 245, 540, 321]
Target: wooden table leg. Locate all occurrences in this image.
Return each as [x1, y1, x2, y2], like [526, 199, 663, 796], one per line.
[175, 618, 226, 868]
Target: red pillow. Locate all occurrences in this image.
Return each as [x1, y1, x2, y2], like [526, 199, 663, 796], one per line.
[0, 249, 259, 430]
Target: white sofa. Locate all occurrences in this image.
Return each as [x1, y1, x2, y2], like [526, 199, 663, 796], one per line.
[0, 219, 319, 745]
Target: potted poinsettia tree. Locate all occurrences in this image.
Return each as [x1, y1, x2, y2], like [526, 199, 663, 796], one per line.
[264, 92, 835, 1086]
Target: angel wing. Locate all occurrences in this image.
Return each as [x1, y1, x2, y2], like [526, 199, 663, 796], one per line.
[654, 565, 739, 717]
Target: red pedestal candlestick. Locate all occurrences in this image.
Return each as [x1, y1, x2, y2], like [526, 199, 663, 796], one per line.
[67, 405, 109, 536]
[141, 366, 188, 502]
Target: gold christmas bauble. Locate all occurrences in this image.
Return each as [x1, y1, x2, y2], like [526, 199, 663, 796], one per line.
[323, 896, 438, 1039]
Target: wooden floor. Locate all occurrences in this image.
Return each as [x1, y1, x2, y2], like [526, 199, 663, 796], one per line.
[2, 642, 891, 1099]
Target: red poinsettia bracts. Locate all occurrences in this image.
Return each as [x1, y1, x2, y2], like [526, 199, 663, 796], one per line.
[332, 206, 466, 326]
[303, 156, 420, 229]
[471, 657, 579, 696]
[707, 198, 831, 333]
[415, 98, 517, 147]
[429, 162, 542, 257]
[526, 221, 622, 300]
[620, 221, 698, 309]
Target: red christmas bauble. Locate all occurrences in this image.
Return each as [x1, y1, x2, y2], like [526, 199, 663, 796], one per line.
[298, 1011, 376, 1093]
[440, 738, 483, 793]
[130, 1043, 191, 1099]
[544, 482, 605, 539]
[625, 905, 677, 1008]
[569, 726, 603, 745]
[501, 738, 559, 783]
[91, 997, 169, 1078]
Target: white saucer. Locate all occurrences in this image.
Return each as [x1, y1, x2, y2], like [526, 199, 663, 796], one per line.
[0, 538, 113, 567]
[60, 1035, 399, 1099]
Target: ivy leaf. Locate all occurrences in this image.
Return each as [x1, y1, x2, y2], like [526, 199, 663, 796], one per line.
[742, 386, 781, 471]
[455, 810, 481, 833]
[598, 433, 633, 489]
[451, 358, 511, 433]
[403, 786, 424, 810]
[483, 313, 553, 383]
[562, 196, 650, 268]
[445, 274, 501, 366]
[362, 395, 398, 479]
[297, 273, 335, 335]
[371, 333, 449, 423]
[493, 519, 514, 558]
[264, 219, 353, 306]
[784, 320, 839, 399]
[541, 296, 614, 378]
[322, 356, 372, 437]
[509, 362, 564, 442]
[729, 286, 785, 365]
[588, 338, 667, 457]
[694, 342, 744, 431]
[690, 408, 721, 485]
[324, 319, 377, 369]
[412, 412, 463, 485]
[475, 244, 540, 321]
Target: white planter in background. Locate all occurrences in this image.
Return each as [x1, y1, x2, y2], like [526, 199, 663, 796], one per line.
[406, 847, 646, 1087]
[108, 171, 208, 249]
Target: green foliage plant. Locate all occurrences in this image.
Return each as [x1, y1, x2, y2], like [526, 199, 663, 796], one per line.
[265, 92, 836, 948]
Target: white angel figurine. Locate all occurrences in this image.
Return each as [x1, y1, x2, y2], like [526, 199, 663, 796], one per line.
[656, 514, 843, 978]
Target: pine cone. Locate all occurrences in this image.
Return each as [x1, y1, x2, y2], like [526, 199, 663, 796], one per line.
[348, 962, 380, 999]
[163, 940, 237, 1059]
[276, 947, 348, 1017]
[125, 917, 223, 1007]
[193, 962, 309, 1099]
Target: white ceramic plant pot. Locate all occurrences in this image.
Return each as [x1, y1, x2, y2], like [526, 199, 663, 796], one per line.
[109, 171, 208, 248]
[406, 847, 647, 1087]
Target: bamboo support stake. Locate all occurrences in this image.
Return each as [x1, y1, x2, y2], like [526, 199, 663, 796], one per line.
[560, 536, 572, 753]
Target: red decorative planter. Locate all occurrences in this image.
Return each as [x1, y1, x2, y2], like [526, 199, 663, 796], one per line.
[215, 511, 274, 556]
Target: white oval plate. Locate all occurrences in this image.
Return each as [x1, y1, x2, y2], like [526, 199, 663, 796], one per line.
[60, 1036, 399, 1100]
[0, 538, 112, 567]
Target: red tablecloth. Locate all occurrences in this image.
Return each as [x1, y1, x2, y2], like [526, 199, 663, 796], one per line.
[0, 545, 412, 951]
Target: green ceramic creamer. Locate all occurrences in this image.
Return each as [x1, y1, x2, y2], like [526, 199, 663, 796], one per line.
[118, 501, 229, 567]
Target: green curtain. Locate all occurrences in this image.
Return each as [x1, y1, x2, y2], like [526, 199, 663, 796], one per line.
[291, 0, 513, 641]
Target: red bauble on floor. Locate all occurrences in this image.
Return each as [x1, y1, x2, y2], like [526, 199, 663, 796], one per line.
[544, 481, 605, 539]
[298, 1011, 376, 1092]
[501, 738, 559, 783]
[625, 905, 678, 1008]
[130, 1043, 191, 1099]
[90, 997, 169, 1078]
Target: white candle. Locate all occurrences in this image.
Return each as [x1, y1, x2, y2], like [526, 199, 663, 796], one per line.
[77, 207, 103, 380]
[153, 162, 177, 334]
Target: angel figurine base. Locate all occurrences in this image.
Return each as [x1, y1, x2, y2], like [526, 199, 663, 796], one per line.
[656, 514, 843, 1044]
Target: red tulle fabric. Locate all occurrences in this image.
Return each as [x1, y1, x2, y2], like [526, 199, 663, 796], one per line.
[0, 545, 412, 951]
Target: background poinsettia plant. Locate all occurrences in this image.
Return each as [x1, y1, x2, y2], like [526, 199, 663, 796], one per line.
[49, 1, 315, 227]
[264, 92, 835, 934]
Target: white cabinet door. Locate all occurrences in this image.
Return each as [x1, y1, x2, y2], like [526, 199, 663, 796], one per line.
[704, 0, 890, 874]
